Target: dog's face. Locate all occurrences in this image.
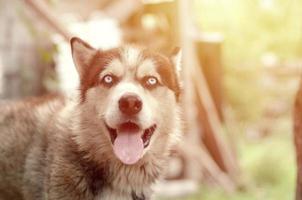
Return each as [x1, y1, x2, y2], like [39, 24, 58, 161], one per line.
[71, 37, 181, 165]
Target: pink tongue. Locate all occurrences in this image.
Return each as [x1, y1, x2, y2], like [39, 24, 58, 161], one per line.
[113, 132, 144, 165]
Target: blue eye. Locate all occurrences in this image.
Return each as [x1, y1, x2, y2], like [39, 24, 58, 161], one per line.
[143, 76, 159, 89]
[147, 77, 158, 85]
[103, 75, 113, 84]
[101, 74, 117, 87]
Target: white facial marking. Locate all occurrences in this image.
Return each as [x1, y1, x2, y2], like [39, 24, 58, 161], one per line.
[100, 59, 124, 78]
[105, 82, 154, 130]
[121, 46, 142, 68]
[137, 59, 161, 82]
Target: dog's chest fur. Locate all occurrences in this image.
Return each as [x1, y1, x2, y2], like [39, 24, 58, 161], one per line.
[95, 189, 147, 200]
[0, 96, 165, 200]
[60, 129, 156, 200]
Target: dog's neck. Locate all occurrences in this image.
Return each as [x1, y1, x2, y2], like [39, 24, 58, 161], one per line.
[69, 136, 167, 200]
[59, 100, 170, 199]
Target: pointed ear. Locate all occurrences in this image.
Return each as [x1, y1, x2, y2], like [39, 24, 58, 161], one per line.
[70, 37, 96, 76]
[170, 47, 182, 77]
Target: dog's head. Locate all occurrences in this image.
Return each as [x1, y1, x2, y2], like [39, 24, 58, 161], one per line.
[71, 37, 181, 165]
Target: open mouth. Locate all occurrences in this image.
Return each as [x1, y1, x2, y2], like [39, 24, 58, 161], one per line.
[106, 122, 157, 148]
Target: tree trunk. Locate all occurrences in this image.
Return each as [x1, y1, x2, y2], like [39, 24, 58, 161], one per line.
[295, 79, 302, 200]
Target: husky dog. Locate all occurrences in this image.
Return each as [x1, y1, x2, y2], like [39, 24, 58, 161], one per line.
[0, 37, 182, 200]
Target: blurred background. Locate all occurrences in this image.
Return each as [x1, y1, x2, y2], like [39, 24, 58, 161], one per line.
[0, 0, 301, 199]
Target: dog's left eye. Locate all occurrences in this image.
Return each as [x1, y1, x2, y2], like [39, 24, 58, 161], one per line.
[142, 76, 159, 89]
[100, 74, 117, 87]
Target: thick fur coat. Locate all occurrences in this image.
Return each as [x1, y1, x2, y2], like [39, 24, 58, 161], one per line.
[0, 38, 182, 200]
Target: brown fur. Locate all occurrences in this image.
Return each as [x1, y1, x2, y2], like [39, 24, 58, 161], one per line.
[142, 50, 181, 100]
[79, 49, 121, 102]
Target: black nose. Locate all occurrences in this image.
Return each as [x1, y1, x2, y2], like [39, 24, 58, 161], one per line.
[119, 93, 142, 115]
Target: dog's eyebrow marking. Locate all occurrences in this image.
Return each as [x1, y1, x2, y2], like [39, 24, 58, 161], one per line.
[136, 59, 161, 82]
[121, 46, 142, 68]
[100, 59, 124, 78]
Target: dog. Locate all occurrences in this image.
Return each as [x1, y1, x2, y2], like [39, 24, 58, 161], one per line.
[0, 37, 182, 200]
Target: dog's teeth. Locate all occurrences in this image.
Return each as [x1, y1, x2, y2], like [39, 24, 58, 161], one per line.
[144, 140, 150, 147]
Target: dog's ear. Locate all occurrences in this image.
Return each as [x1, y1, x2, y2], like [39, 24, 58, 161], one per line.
[70, 37, 96, 76]
[170, 47, 182, 77]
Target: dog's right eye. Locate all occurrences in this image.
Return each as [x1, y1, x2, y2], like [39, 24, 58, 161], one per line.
[100, 74, 117, 87]
[141, 76, 160, 89]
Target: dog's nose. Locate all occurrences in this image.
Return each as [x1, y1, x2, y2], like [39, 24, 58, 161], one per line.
[119, 93, 142, 115]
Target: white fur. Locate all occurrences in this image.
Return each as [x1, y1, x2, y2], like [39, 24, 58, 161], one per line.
[104, 81, 154, 130]
[100, 59, 124, 79]
[121, 46, 142, 68]
[136, 59, 161, 82]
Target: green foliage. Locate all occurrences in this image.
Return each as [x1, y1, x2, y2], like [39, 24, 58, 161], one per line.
[193, 0, 302, 123]
[243, 138, 294, 186]
[159, 126, 295, 200]
[194, 0, 302, 62]
[158, 1, 301, 199]
[224, 66, 265, 122]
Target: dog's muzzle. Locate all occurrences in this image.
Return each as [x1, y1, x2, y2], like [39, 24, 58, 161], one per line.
[106, 122, 157, 148]
[118, 93, 142, 116]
